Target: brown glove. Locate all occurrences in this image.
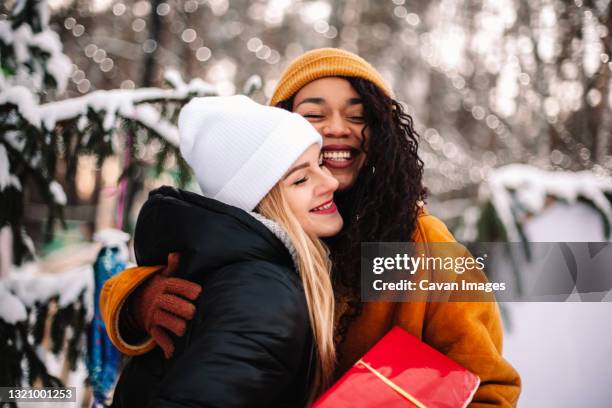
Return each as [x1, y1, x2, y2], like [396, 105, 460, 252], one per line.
[127, 253, 202, 359]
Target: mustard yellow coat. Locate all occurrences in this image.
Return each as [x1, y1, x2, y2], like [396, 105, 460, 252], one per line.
[100, 208, 521, 407]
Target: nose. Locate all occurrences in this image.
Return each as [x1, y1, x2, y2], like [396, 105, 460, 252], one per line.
[314, 166, 339, 196]
[322, 113, 350, 138]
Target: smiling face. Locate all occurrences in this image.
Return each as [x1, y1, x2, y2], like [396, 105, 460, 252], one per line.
[292, 77, 370, 191]
[279, 143, 343, 237]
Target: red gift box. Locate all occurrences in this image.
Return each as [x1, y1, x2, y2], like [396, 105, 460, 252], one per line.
[314, 326, 480, 408]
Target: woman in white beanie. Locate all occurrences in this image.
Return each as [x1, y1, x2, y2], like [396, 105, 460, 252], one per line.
[105, 95, 342, 407]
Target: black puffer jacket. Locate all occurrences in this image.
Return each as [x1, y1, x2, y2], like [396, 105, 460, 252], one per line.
[111, 187, 314, 408]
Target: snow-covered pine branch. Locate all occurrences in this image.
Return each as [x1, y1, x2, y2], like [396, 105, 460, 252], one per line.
[242, 75, 263, 96]
[0, 0, 71, 95]
[475, 164, 612, 243]
[1, 1, 219, 267]
[0, 229, 130, 391]
[0, 228, 129, 325]
[0, 70, 215, 265]
[0, 262, 94, 324]
[0, 69, 215, 212]
[0, 70, 215, 145]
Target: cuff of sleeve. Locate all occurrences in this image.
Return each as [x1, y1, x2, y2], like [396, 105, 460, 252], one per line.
[100, 265, 164, 355]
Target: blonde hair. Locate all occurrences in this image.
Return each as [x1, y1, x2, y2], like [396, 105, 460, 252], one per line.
[256, 184, 336, 401]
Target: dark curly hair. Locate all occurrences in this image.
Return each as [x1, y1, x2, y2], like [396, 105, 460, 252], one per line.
[276, 77, 427, 346]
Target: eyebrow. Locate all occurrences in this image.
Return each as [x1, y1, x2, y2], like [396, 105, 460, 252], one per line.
[294, 97, 363, 109]
[294, 97, 324, 109]
[283, 162, 309, 180]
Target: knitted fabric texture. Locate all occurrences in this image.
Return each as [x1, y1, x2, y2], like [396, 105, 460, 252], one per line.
[249, 211, 299, 270]
[270, 48, 393, 106]
[178, 95, 321, 211]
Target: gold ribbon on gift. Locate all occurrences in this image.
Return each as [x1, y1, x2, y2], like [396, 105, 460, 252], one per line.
[356, 359, 428, 408]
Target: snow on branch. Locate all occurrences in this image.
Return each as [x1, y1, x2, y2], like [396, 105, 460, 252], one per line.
[0, 68, 215, 262]
[0, 228, 131, 325]
[0, 73, 215, 146]
[0, 282, 27, 324]
[0, 263, 94, 324]
[0, 86, 42, 128]
[242, 75, 263, 96]
[0, 145, 22, 192]
[127, 104, 180, 146]
[480, 164, 612, 241]
[0, 16, 71, 94]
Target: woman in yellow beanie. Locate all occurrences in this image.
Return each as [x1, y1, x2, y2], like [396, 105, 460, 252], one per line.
[103, 48, 521, 407]
[271, 49, 521, 407]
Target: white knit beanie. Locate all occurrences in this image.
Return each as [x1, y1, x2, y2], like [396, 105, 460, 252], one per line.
[178, 95, 322, 211]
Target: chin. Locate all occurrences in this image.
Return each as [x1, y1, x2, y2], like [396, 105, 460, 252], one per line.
[334, 174, 358, 191]
[321, 216, 344, 238]
[316, 218, 343, 238]
[327, 162, 364, 191]
[317, 229, 340, 238]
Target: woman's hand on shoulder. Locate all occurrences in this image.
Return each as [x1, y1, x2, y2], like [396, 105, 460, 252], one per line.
[128, 253, 202, 358]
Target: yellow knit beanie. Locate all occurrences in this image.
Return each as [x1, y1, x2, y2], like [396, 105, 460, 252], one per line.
[269, 48, 393, 106]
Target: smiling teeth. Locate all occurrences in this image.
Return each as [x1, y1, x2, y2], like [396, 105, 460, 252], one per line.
[323, 151, 351, 161]
[313, 201, 333, 211]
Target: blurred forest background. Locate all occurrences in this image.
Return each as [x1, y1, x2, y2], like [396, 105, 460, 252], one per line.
[2, 0, 612, 248]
